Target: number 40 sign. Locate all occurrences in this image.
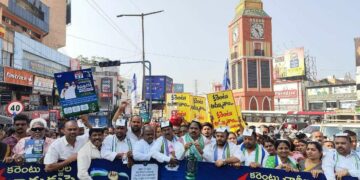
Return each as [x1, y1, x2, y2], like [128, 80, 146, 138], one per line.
[6, 101, 24, 116]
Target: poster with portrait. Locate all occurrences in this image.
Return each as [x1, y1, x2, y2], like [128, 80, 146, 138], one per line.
[54, 69, 99, 117]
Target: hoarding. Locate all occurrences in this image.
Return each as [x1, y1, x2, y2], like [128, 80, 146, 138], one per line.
[54, 69, 99, 117]
[33, 76, 54, 95]
[173, 83, 184, 93]
[355, 38, 360, 66]
[145, 76, 173, 101]
[273, 47, 305, 78]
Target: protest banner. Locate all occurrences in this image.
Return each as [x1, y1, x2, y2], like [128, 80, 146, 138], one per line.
[0, 160, 357, 180]
[207, 90, 241, 132]
[166, 93, 192, 122]
[191, 96, 209, 123]
[54, 69, 99, 117]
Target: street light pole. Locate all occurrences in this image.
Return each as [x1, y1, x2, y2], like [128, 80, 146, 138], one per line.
[117, 10, 164, 102]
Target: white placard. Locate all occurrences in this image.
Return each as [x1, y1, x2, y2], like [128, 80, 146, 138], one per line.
[131, 164, 158, 180]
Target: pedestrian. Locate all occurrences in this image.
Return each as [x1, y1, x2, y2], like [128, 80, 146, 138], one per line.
[101, 118, 134, 167]
[44, 120, 89, 172]
[237, 128, 269, 168]
[202, 127, 240, 167]
[2, 114, 29, 151]
[9, 118, 54, 164]
[150, 121, 184, 167]
[77, 127, 105, 180]
[265, 139, 298, 172]
[322, 133, 360, 179]
[133, 125, 155, 161]
[298, 141, 323, 178]
[181, 120, 205, 161]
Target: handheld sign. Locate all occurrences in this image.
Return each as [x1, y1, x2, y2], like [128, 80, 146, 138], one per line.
[207, 90, 243, 132]
[6, 101, 24, 116]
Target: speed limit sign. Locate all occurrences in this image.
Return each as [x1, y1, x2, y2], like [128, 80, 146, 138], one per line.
[6, 101, 24, 116]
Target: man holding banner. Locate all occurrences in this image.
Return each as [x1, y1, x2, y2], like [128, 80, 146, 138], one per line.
[203, 127, 240, 167]
[237, 128, 269, 168]
[180, 120, 206, 161]
[150, 121, 184, 167]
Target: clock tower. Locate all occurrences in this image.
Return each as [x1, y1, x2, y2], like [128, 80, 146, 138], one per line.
[228, 0, 274, 110]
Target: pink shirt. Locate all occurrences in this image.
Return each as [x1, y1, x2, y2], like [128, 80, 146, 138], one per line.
[12, 137, 54, 156]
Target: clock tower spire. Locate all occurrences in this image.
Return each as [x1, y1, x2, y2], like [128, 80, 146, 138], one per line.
[228, 0, 274, 111]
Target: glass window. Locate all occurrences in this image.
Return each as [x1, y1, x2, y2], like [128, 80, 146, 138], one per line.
[248, 60, 257, 88]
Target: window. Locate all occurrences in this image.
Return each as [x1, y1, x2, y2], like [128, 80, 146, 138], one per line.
[66, 0, 72, 25]
[309, 103, 323, 110]
[237, 62, 242, 89]
[247, 60, 257, 88]
[254, 42, 264, 56]
[2, 51, 13, 67]
[231, 63, 236, 89]
[326, 102, 337, 109]
[261, 61, 270, 88]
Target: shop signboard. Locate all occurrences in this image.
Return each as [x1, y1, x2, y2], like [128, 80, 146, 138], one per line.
[4, 67, 33, 87]
[33, 76, 54, 95]
[54, 69, 99, 117]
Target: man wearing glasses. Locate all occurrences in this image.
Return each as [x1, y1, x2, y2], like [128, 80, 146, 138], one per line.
[5, 118, 54, 164]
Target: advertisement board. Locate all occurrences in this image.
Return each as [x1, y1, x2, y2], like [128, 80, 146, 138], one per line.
[307, 87, 330, 96]
[101, 78, 112, 93]
[4, 67, 33, 86]
[274, 82, 298, 99]
[145, 76, 173, 101]
[33, 76, 54, 95]
[54, 69, 99, 117]
[355, 38, 360, 66]
[173, 83, 184, 93]
[273, 47, 305, 78]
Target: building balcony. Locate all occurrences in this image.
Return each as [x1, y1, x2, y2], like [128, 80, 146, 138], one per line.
[254, 49, 265, 56]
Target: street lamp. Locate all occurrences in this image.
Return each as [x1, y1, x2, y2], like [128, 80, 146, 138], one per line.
[116, 10, 164, 102]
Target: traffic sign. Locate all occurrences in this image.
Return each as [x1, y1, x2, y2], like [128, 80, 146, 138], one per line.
[6, 101, 24, 116]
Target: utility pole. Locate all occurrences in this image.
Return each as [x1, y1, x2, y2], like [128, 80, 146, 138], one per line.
[117, 10, 163, 101]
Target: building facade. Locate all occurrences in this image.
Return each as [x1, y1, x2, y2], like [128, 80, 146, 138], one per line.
[274, 80, 304, 111]
[305, 79, 357, 111]
[0, 0, 70, 114]
[228, 0, 274, 110]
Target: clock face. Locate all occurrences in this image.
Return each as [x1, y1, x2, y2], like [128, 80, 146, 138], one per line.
[232, 26, 239, 42]
[251, 23, 264, 39]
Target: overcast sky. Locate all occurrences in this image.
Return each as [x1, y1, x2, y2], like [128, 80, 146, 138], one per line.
[60, 0, 360, 94]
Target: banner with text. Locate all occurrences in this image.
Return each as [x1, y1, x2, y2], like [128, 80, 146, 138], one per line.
[54, 69, 99, 117]
[191, 96, 209, 123]
[207, 90, 242, 132]
[0, 160, 357, 180]
[166, 93, 192, 122]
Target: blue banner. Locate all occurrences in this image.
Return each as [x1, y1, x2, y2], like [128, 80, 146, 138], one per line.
[0, 160, 357, 180]
[54, 69, 99, 117]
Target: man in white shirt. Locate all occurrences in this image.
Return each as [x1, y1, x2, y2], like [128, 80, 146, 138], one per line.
[101, 118, 134, 166]
[181, 120, 206, 161]
[150, 121, 184, 167]
[133, 125, 155, 161]
[201, 122, 215, 146]
[126, 115, 142, 142]
[203, 127, 240, 167]
[237, 128, 269, 168]
[322, 133, 360, 180]
[77, 128, 104, 180]
[44, 120, 89, 172]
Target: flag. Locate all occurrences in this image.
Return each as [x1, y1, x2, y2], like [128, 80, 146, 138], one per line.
[222, 60, 230, 90]
[131, 73, 137, 110]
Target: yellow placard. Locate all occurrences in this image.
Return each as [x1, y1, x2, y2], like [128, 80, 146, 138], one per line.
[166, 93, 192, 122]
[191, 96, 209, 123]
[207, 90, 241, 132]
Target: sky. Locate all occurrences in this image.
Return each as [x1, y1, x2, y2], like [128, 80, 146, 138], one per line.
[60, 0, 360, 94]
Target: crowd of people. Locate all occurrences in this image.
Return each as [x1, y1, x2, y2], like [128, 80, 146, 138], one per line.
[0, 105, 360, 180]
